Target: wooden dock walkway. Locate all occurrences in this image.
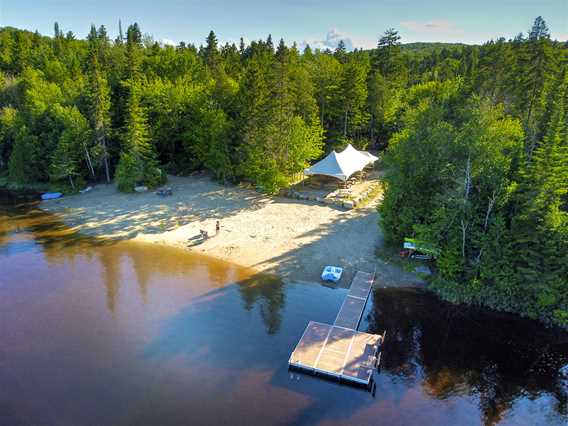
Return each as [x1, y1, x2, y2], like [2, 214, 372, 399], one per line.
[334, 271, 375, 329]
[289, 271, 383, 387]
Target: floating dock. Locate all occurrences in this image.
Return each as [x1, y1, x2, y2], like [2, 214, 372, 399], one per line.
[289, 271, 383, 387]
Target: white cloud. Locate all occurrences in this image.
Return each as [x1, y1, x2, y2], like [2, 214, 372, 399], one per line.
[300, 28, 375, 51]
[400, 20, 466, 42]
[160, 38, 177, 47]
[552, 32, 568, 41]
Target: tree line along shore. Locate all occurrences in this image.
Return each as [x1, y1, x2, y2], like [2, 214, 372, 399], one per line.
[0, 17, 566, 326]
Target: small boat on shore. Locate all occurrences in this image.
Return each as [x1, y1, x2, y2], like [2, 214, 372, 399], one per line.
[41, 192, 63, 200]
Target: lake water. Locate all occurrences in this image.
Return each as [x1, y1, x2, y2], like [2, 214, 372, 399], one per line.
[1, 190, 567, 426]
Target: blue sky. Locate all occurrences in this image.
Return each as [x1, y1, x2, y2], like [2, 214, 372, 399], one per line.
[1, 0, 567, 48]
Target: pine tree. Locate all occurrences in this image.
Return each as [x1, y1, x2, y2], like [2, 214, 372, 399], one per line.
[518, 17, 557, 150]
[238, 57, 271, 135]
[475, 38, 515, 103]
[53, 22, 62, 57]
[116, 82, 162, 191]
[49, 105, 93, 184]
[338, 53, 370, 140]
[53, 22, 62, 39]
[273, 39, 293, 121]
[511, 71, 568, 288]
[204, 30, 219, 70]
[115, 19, 124, 45]
[125, 23, 142, 80]
[528, 16, 550, 41]
[334, 40, 347, 63]
[308, 52, 342, 133]
[86, 28, 112, 183]
[289, 49, 318, 120]
[374, 28, 405, 82]
[50, 125, 81, 189]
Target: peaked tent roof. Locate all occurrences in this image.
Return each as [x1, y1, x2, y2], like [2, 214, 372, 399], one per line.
[304, 144, 378, 181]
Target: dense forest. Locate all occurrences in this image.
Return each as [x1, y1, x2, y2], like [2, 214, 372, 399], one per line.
[0, 17, 566, 325]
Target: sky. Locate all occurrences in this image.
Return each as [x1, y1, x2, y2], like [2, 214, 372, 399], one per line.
[1, 0, 567, 49]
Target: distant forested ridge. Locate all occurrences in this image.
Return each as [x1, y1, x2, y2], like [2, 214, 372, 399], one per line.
[0, 18, 566, 325]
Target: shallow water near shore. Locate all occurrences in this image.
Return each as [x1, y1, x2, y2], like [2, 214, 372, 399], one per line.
[1, 190, 567, 425]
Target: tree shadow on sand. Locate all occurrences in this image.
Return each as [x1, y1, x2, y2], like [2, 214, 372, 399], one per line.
[41, 176, 272, 239]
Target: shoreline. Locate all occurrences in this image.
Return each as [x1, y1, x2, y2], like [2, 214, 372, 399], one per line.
[38, 175, 426, 287]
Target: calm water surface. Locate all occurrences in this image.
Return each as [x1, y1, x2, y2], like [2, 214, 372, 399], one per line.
[0, 190, 567, 426]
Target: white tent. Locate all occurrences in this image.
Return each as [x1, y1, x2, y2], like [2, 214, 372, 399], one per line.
[304, 144, 378, 181]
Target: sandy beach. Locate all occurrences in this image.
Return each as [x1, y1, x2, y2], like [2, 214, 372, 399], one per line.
[40, 175, 423, 286]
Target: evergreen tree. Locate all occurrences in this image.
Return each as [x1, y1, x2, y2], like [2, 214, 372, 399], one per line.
[116, 82, 162, 192]
[116, 19, 124, 45]
[52, 22, 62, 56]
[204, 30, 219, 70]
[273, 39, 293, 120]
[518, 17, 557, 150]
[8, 126, 41, 183]
[374, 28, 405, 82]
[125, 23, 142, 80]
[86, 29, 112, 183]
[308, 52, 342, 134]
[49, 124, 82, 189]
[53, 22, 62, 39]
[475, 38, 515, 103]
[334, 40, 347, 63]
[338, 53, 369, 140]
[511, 72, 568, 293]
[367, 69, 400, 146]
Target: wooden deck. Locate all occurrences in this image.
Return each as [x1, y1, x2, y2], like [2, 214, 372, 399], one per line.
[289, 270, 382, 387]
[289, 321, 381, 385]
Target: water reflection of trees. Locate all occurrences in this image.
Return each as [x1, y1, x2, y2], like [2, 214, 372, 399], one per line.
[93, 241, 287, 335]
[237, 274, 286, 334]
[2, 200, 288, 334]
[367, 288, 568, 425]
[98, 248, 121, 314]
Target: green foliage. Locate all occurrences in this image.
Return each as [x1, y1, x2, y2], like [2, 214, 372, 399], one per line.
[8, 126, 40, 183]
[119, 82, 162, 190]
[379, 21, 567, 325]
[86, 30, 112, 182]
[115, 151, 140, 192]
[49, 105, 91, 187]
[337, 53, 370, 140]
[0, 106, 18, 169]
[241, 116, 323, 193]
[0, 18, 565, 325]
[374, 28, 406, 83]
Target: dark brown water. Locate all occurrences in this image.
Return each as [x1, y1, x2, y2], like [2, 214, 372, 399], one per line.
[1, 190, 567, 426]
